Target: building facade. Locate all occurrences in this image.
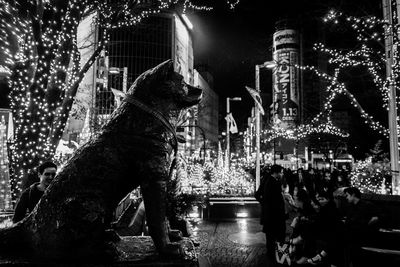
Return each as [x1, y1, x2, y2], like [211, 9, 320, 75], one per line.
[194, 69, 219, 159]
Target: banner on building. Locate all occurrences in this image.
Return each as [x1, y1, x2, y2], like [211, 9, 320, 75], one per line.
[272, 29, 300, 128]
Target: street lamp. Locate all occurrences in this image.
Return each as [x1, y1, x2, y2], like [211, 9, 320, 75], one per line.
[226, 97, 241, 168]
[255, 61, 276, 189]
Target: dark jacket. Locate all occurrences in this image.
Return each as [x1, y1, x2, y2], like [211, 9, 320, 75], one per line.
[345, 199, 381, 243]
[13, 182, 44, 223]
[256, 175, 286, 241]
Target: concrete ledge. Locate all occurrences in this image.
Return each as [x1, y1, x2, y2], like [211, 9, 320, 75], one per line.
[203, 197, 260, 219]
[362, 247, 400, 256]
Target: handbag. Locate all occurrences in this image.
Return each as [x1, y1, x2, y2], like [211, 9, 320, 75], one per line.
[275, 241, 293, 266]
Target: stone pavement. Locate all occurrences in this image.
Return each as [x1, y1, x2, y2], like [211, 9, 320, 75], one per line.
[191, 218, 278, 267]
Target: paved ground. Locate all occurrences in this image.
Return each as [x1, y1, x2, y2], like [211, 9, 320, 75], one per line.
[191, 218, 278, 267]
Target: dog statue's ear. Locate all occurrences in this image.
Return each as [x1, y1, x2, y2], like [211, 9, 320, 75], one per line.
[156, 59, 175, 77]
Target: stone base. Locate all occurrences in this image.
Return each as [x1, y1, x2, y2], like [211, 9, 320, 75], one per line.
[116, 236, 198, 266]
[0, 236, 198, 266]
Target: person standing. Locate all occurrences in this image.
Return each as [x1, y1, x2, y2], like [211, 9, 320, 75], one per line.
[13, 161, 57, 223]
[255, 164, 286, 261]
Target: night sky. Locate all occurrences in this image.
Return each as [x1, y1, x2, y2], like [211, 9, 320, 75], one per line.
[189, 0, 381, 118]
[188, 0, 385, 158]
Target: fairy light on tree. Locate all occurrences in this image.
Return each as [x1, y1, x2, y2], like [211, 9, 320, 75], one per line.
[0, 0, 241, 204]
[262, 121, 349, 143]
[291, 9, 400, 194]
[350, 140, 392, 194]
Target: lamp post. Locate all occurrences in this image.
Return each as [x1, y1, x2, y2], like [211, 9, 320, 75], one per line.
[226, 97, 241, 169]
[255, 61, 276, 189]
[382, 0, 400, 194]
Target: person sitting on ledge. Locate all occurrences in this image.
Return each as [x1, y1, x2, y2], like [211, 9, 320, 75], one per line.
[13, 161, 57, 224]
[342, 186, 382, 267]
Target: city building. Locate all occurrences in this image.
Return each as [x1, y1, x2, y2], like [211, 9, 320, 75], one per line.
[193, 68, 219, 159]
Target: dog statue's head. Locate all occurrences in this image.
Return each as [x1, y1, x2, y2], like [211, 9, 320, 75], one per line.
[127, 60, 202, 116]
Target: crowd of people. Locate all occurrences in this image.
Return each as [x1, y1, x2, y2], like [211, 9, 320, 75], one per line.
[256, 165, 382, 267]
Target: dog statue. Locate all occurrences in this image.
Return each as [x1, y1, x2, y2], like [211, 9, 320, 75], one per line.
[0, 60, 202, 261]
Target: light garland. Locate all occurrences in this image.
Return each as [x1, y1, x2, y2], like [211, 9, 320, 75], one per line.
[290, 9, 399, 137]
[319, 9, 400, 195]
[261, 121, 349, 143]
[350, 157, 392, 194]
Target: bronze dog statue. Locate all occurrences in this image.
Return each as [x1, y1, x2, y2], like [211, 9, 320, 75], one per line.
[0, 60, 202, 261]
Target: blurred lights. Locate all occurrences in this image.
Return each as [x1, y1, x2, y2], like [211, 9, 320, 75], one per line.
[236, 212, 248, 218]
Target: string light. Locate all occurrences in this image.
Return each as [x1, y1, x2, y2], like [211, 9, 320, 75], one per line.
[261, 121, 349, 143]
[320, 9, 400, 194]
[350, 157, 392, 194]
[180, 161, 254, 196]
[291, 10, 398, 137]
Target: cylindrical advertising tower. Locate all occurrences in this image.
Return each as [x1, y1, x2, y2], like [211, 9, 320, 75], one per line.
[272, 21, 300, 129]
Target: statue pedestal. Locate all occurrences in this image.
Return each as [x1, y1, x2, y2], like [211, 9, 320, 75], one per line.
[116, 236, 198, 266]
[0, 236, 199, 266]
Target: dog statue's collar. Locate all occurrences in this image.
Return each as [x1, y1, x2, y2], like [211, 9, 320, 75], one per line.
[123, 94, 178, 153]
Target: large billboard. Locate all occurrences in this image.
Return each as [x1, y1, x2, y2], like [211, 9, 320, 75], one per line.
[272, 29, 300, 128]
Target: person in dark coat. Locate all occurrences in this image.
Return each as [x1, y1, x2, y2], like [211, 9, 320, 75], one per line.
[13, 161, 57, 223]
[343, 187, 382, 267]
[255, 164, 286, 260]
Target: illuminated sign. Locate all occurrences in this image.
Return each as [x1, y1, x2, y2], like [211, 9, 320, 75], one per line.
[272, 29, 300, 128]
[273, 29, 299, 46]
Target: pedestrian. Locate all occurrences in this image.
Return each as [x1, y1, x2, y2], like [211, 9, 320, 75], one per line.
[343, 187, 382, 267]
[255, 164, 286, 262]
[288, 187, 316, 262]
[285, 168, 296, 196]
[13, 161, 57, 223]
[303, 168, 320, 208]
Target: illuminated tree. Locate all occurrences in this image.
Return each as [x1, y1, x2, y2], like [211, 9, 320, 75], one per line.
[0, 0, 240, 202]
[300, 10, 393, 137]
[351, 140, 392, 194]
[298, 10, 398, 192]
